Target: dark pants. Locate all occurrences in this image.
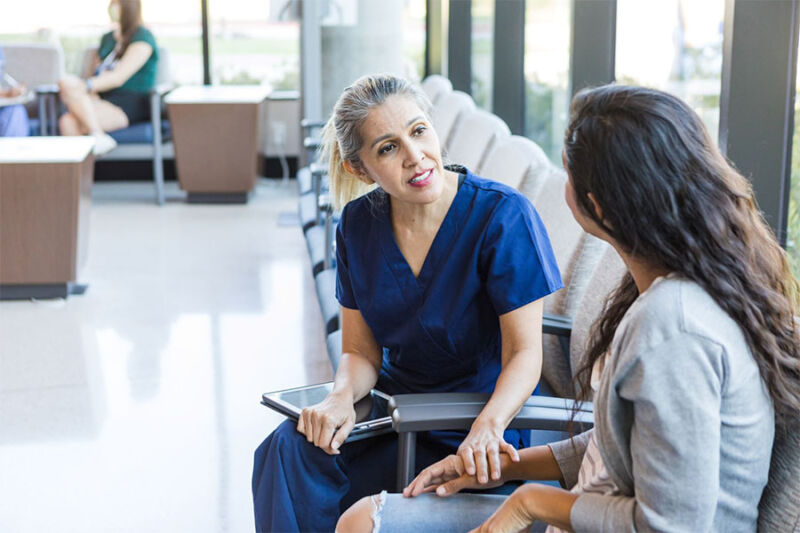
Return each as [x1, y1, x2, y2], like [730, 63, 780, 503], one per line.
[252, 420, 463, 533]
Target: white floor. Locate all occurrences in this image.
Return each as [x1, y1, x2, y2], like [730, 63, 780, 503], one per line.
[0, 179, 331, 532]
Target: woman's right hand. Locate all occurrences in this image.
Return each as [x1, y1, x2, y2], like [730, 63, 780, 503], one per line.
[403, 453, 510, 498]
[296, 391, 356, 455]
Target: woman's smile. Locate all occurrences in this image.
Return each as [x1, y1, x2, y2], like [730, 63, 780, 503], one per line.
[409, 168, 434, 187]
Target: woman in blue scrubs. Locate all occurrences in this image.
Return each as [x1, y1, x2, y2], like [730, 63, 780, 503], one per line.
[252, 74, 562, 532]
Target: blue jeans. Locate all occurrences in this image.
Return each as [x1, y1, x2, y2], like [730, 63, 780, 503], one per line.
[0, 105, 29, 137]
[252, 419, 464, 532]
[376, 493, 548, 533]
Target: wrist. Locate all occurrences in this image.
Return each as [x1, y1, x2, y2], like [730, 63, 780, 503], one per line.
[472, 415, 505, 434]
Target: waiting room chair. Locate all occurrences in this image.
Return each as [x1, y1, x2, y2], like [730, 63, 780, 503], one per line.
[758, 416, 800, 532]
[1, 42, 64, 135]
[79, 45, 173, 205]
[479, 135, 550, 190]
[431, 90, 475, 154]
[446, 109, 510, 172]
[421, 74, 453, 105]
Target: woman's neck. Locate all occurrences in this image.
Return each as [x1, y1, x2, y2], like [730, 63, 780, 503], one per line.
[390, 169, 459, 232]
[612, 243, 672, 294]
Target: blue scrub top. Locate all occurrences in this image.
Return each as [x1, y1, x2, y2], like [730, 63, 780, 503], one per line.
[336, 168, 563, 397]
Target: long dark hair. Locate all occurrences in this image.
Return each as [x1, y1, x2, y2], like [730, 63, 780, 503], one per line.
[116, 0, 143, 57]
[565, 84, 800, 423]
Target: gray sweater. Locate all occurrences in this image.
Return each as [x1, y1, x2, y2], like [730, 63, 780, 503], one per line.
[549, 277, 774, 532]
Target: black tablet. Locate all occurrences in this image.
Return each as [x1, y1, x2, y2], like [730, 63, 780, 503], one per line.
[261, 382, 394, 442]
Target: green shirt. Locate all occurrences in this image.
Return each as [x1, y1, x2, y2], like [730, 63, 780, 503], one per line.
[98, 26, 158, 93]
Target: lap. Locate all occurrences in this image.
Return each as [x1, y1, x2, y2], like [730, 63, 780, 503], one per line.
[377, 493, 546, 533]
[90, 97, 129, 131]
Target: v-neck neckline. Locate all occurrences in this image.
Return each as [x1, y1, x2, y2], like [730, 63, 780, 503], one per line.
[380, 170, 470, 289]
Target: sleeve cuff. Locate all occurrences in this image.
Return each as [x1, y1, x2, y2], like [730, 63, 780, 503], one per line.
[547, 429, 592, 489]
[570, 493, 612, 532]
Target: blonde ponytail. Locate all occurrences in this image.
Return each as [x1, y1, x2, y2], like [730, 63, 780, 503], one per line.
[320, 74, 433, 210]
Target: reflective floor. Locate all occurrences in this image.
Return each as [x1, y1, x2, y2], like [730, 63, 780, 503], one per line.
[0, 179, 331, 532]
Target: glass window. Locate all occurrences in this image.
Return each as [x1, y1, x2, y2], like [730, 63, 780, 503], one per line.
[523, 0, 572, 164]
[0, 1, 203, 85]
[209, 0, 300, 89]
[786, 39, 800, 277]
[616, 0, 724, 142]
[471, 0, 494, 110]
[403, 0, 426, 82]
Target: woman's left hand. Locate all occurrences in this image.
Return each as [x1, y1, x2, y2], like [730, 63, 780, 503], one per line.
[458, 419, 520, 485]
[467, 484, 535, 533]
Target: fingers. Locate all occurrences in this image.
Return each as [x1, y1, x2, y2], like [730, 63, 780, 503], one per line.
[500, 441, 520, 463]
[404, 462, 440, 497]
[296, 413, 305, 436]
[435, 474, 469, 497]
[473, 448, 489, 484]
[300, 408, 314, 443]
[330, 418, 354, 453]
[315, 415, 337, 451]
[487, 443, 502, 481]
[459, 446, 477, 477]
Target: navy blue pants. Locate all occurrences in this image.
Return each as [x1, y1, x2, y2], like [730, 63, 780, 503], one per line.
[252, 420, 463, 532]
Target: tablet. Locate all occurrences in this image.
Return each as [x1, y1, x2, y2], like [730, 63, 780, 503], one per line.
[261, 382, 394, 443]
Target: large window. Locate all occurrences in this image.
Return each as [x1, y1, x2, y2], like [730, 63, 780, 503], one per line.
[209, 0, 299, 89]
[523, 0, 572, 164]
[787, 39, 800, 277]
[470, 0, 494, 110]
[403, 0, 427, 81]
[0, 0, 204, 85]
[616, 0, 724, 142]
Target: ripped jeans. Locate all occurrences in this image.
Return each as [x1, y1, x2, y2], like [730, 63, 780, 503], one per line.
[370, 491, 549, 533]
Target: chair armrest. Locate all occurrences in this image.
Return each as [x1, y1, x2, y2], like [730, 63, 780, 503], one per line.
[150, 83, 173, 97]
[389, 393, 593, 433]
[304, 137, 321, 150]
[542, 313, 572, 337]
[310, 162, 328, 176]
[301, 118, 327, 129]
[35, 84, 60, 95]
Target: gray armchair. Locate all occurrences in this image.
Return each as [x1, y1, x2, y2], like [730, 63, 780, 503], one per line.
[389, 392, 594, 491]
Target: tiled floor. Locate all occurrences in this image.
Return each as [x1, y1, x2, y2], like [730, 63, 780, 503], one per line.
[0, 179, 331, 532]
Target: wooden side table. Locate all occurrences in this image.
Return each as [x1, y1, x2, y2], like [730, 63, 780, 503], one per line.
[0, 137, 95, 300]
[165, 85, 269, 204]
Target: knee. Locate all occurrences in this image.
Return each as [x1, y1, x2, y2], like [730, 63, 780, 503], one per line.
[256, 420, 307, 458]
[58, 75, 83, 98]
[59, 113, 81, 136]
[337, 496, 376, 533]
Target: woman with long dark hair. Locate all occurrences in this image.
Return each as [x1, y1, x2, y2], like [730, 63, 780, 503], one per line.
[58, 0, 158, 155]
[338, 84, 800, 532]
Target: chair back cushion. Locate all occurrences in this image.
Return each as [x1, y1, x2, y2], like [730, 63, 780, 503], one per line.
[758, 416, 800, 532]
[447, 109, 510, 172]
[531, 169, 584, 299]
[431, 90, 475, 152]
[421, 74, 452, 105]
[567, 245, 626, 395]
[479, 135, 549, 190]
[1, 42, 64, 115]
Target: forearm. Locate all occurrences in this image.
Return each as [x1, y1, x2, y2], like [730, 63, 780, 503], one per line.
[331, 351, 380, 403]
[88, 71, 124, 93]
[503, 444, 564, 483]
[474, 348, 540, 430]
[520, 484, 577, 531]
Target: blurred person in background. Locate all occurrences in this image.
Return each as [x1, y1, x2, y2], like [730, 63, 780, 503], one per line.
[58, 0, 158, 155]
[0, 46, 30, 137]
